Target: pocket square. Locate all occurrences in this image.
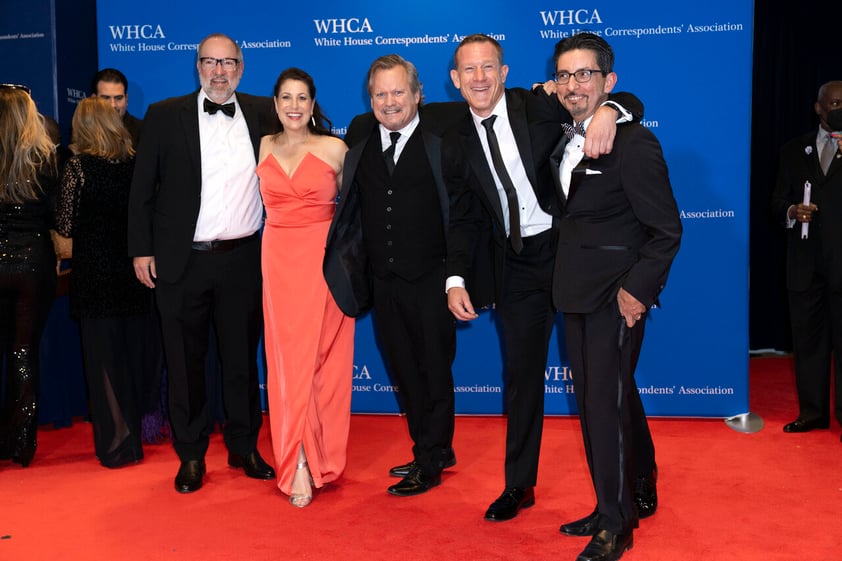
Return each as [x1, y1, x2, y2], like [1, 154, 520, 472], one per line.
[585, 169, 603, 175]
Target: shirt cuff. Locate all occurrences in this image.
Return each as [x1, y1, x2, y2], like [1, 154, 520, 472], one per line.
[601, 100, 632, 123]
[785, 205, 796, 229]
[445, 276, 465, 293]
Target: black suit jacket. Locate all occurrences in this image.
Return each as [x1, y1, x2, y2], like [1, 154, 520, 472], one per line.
[123, 112, 143, 148]
[127, 90, 276, 283]
[323, 104, 463, 317]
[771, 129, 842, 291]
[443, 88, 581, 307]
[550, 123, 682, 313]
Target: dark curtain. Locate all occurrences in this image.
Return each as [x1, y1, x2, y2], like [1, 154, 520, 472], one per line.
[749, 2, 838, 351]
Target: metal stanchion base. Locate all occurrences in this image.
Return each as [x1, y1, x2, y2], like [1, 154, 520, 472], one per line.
[724, 412, 764, 433]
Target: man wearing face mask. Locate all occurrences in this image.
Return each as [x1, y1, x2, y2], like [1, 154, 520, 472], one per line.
[128, 32, 279, 493]
[771, 81, 842, 442]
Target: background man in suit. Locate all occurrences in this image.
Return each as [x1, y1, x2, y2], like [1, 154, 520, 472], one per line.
[128, 33, 276, 493]
[92, 68, 142, 147]
[771, 80, 842, 440]
[324, 54, 463, 496]
[549, 33, 681, 561]
[444, 33, 640, 523]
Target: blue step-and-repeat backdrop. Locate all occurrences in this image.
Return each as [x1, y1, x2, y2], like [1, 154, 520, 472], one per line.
[93, 1, 752, 417]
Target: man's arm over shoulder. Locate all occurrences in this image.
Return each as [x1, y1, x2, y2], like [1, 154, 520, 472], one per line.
[344, 113, 377, 148]
[420, 101, 468, 136]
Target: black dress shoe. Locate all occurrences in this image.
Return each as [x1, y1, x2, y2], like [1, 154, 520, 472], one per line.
[175, 460, 206, 493]
[576, 529, 633, 561]
[228, 450, 275, 479]
[484, 487, 535, 521]
[783, 418, 830, 433]
[389, 454, 457, 478]
[634, 468, 658, 519]
[387, 465, 441, 496]
[561, 508, 599, 536]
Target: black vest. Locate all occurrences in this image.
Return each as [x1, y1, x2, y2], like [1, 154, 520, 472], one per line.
[357, 128, 446, 281]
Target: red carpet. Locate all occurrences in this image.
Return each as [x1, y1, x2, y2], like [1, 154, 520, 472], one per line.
[1, 356, 840, 561]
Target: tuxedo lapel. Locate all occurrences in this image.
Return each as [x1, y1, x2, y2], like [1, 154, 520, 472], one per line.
[506, 91, 538, 191]
[178, 94, 202, 187]
[549, 136, 569, 206]
[421, 128, 449, 229]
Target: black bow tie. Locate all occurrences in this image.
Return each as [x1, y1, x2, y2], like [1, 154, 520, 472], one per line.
[203, 98, 236, 117]
[562, 122, 585, 140]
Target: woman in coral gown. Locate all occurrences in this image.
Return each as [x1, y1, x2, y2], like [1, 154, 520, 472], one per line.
[256, 68, 354, 507]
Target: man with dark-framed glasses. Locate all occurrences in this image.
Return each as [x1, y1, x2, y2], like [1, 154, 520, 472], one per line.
[128, 32, 278, 494]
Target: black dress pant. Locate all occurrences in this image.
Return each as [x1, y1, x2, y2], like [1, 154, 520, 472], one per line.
[495, 229, 556, 489]
[564, 302, 655, 535]
[371, 264, 456, 477]
[788, 270, 842, 426]
[154, 236, 263, 462]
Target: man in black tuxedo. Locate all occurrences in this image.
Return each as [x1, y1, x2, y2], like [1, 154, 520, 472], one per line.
[771, 81, 842, 440]
[324, 54, 464, 496]
[444, 33, 641, 523]
[128, 33, 276, 493]
[549, 33, 681, 561]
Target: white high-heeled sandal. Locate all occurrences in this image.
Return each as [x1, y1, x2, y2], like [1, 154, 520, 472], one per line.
[289, 461, 313, 508]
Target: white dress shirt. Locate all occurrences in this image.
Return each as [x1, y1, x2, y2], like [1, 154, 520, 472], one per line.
[559, 115, 593, 197]
[379, 112, 420, 163]
[470, 95, 554, 239]
[194, 90, 263, 242]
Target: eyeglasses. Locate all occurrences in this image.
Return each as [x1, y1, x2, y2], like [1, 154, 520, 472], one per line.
[0, 83, 32, 95]
[199, 57, 240, 70]
[552, 69, 605, 84]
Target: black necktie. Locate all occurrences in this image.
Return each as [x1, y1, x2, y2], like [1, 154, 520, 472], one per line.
[481, 115, 523, 254]
[203, 98, 236, 117]
[383, 131, 400, 174]
[562, 121, 585, 141]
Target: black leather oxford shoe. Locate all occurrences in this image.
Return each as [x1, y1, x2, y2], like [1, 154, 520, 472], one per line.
[561, 508, 599, 536]
[783, 418, 830, 433]
[175, 460, 206, 493]
[484, 487, 535, 521]
[228, 450, 275, 480]
[387, 465, 441, 496]
[634, 468, 658, 519]
[576, 529, 633, 561]
[389, 453, 457, 477]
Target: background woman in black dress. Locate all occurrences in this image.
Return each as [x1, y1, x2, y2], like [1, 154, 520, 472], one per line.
[0, 85, 58, 468]
[55, 97, 155, 468]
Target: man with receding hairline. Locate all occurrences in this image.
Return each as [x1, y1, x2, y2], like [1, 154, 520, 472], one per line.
[128, 32, 278, 494]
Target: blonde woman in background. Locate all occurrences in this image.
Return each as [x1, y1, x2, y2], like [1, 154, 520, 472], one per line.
[55, 97, 156, 468]
[0, 84, 58, 468]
